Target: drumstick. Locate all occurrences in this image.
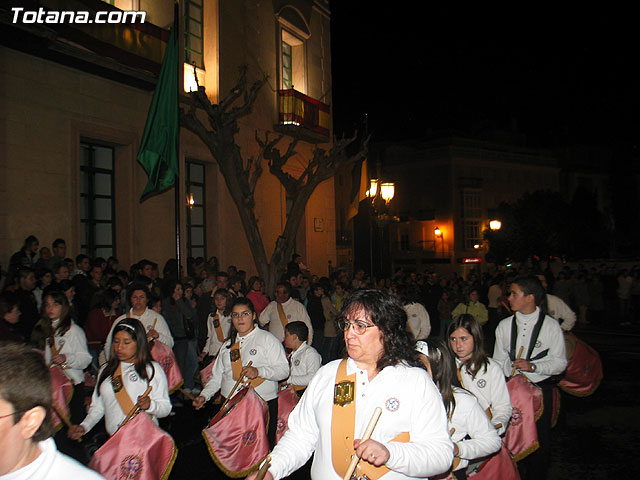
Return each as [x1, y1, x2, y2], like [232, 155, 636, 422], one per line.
[510, 346, 525, 377]
[179, 387, 197, 401]
[255, 455, 271, 480]
[148, 319, 158, 343]
[343, 407, 383, 480]
[52, 402, 82, 443]
[219, 361, 253, 412]
[121, 386, 152, 427]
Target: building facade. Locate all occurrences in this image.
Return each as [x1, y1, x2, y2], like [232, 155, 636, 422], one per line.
[1, 0, 335, 278]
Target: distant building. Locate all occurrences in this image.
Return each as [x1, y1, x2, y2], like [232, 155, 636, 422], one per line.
[1, 0, 335, 277]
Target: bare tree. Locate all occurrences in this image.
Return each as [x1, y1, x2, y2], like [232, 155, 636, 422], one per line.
[180, 66, 368, 292]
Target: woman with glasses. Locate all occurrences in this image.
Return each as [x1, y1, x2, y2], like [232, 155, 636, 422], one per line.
[247, 289, 453, 480]
[192, 297, 289, 446]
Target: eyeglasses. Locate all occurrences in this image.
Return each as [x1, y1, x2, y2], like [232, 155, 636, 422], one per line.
[0, 408, 29, 421]
[231, 311, 252, 319]
[337, 319, 377, 335]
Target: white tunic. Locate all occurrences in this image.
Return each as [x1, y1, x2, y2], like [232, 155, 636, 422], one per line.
[103, 308, 174, 361]
[403, 302, 431, 340]
[268, 358, 454, 480]
[0, 438, 104, 480]
[455, 357, 512, 435]
[200, 326, 289, 402]
[80, 361, 172, 436]
[259, 298, 313, 344]
[202, 310, 232, 357]
[287, 342, 322, 387]
[44, 322, 92, 385]
[546, 294, 576, 331]
[493, 307, 567, 383]
[449, 388, 501, 471]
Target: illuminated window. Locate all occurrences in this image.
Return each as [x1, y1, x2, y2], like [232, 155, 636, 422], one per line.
[280, 29, 305, 93]
[80, 142, 115, 258]
[185, 0, 203, 69]
[186, 161, 206, 258]
[282, 41, 293, 90]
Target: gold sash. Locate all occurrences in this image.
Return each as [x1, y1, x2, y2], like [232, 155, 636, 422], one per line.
[276, 302, 289, 332]
[213, 313, 225, 342]
[112, 363, 136, 416]
[229, 342, 265, 389]
[331, 359, 409, 480]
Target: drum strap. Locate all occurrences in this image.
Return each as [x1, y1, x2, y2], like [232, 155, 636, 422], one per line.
[331, 359, 409, 480]
[212, 313, 225, 342]
[230, 343, 265, 389]
[509, 309, 546, 361]
[112, 363, 136, 416]
[276, 303, 289, 332]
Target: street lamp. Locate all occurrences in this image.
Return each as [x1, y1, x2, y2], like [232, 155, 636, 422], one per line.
[489, 219, 502, 231]
[380, 183, 395, 204]
[367, 179, 379, 198]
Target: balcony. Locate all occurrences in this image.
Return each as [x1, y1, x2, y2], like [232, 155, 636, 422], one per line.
[276, 89, 330, 143]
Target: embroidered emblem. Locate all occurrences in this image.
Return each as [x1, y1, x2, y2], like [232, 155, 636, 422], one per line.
[276, 417, 287, 433]
[334, 381, 355, 406]
[242, 429, 257, 446]
[385, 397, 400, 412]
[58, 339, 65, 347]
[111, 375, 123, 393]
[250, 349, 257, 356]
[230, 349, 240, 362]
[213, 318, 220, 328]
[510, 407, 523, 427]
[129, 372, 138, 382]
[161, 356, 173, 374]
[477, 379, 487, 388]
[120, 454, 143, 479]
[535, 341, 541, 348]
[294, 359, 300, 366]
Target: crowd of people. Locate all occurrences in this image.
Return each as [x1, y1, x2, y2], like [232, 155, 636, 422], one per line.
[0, 234, 609, 479]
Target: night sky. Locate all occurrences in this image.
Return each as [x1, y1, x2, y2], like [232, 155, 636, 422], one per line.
[330, 3, 640, 148]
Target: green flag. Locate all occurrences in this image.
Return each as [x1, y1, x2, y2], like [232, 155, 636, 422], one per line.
[137, 16, 179, 201]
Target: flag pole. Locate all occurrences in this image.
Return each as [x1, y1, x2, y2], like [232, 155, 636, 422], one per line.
[174, 0, 182, 280]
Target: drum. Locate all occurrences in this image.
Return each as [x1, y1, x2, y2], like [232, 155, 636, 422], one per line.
[89, 412, 177, 480]
[276, 385, 300, 443]
[150, 341, 184, 394]
[50, 364, 73, 431]
[202, 386, 269, 477]
[559, 332, 603, 397]
[504, 374, 543, 462]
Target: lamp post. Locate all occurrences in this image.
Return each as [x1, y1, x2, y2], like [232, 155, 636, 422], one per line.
[366, 178, 396, 280]
[434, 226, 444, 256]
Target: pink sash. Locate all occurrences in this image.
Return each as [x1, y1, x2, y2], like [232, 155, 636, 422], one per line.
[276, 385, 300, 443]
[202, 386, 269, 477]
[504, 375, 543, 462]
[151, 341, 184, 394]
[89, 412, 177, 480]
[559, 333, 603, 397]
[50, 364, 73, 432]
